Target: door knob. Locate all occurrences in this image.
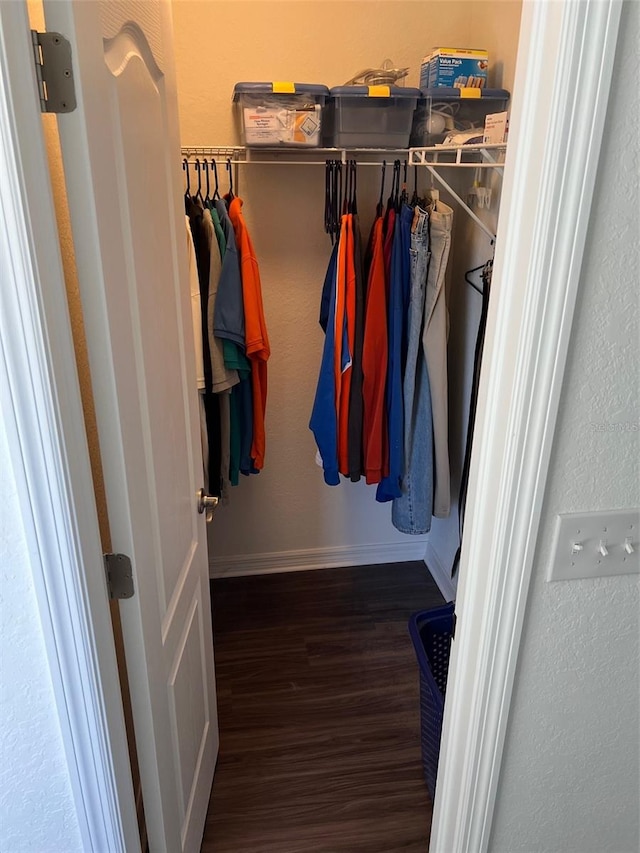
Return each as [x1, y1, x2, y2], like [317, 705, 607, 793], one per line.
[197, 488, 218, 522]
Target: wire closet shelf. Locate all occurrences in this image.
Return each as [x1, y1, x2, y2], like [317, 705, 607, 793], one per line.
[180, 143, 506, 168]
[180, 143, 507, 241]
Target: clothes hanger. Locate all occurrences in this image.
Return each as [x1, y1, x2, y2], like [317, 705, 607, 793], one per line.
[183, 158, 191, 200]
[377, 160, 386, 218]
[351, 160, 358, 215]
[427, 167, 439, 206]
[464, 262, 487, 295]
[386, 161, 398, 215]
[194, 158, 204, 202]
[325, 160, 336, 242]
[411, 164, 419, 207]
[226, 158, 234, 200]
[203, 158, 211, 205]
[400, 159, 408, 206]
[342, 159, 351, 216]
[393, 160, 402, 212]
[210, 158, 220, 201]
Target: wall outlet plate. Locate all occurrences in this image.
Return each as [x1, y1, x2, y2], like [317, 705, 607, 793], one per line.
[548, 509, 640, 581]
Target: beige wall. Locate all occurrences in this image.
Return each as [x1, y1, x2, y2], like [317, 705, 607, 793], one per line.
[171, 0, 522, 568]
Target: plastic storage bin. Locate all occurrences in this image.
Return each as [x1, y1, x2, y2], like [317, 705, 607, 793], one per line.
[233, 82, 329, 147]
[324, 86, 422, 148]
[408, 602, 455, 799]
[410, 88, 509, 147]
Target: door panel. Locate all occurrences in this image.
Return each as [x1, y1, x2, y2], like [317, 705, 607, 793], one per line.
[43, 2, 218, 851]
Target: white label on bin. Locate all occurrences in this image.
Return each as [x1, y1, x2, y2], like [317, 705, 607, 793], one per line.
[483, 111, 508, 145]
[243, 105, 320, 146]
[243, 107, 290, 145]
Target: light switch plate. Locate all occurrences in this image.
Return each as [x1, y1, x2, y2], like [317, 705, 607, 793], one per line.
[548, 509, 640, 581]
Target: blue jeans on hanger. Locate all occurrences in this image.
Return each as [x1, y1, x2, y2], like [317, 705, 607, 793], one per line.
[392, 205, 434, 534]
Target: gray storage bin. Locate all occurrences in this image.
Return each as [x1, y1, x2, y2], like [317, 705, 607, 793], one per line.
[324, 86, 421, 149]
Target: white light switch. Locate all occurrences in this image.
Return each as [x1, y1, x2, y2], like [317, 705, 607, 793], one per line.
[548, 509, 640, 581]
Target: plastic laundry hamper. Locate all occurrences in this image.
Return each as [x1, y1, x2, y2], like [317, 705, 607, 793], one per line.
[408, 602, 455, 800]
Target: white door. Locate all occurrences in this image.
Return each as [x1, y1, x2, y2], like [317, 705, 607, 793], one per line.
[41, 2, 218, 851]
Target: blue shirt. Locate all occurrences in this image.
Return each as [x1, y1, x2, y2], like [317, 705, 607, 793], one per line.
[376, 205, 412, 502]
[213, 199, 245, 347]
[310, 242, 340, 486]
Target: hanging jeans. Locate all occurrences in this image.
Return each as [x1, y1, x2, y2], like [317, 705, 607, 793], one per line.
[422, 200, 454, 518]
[392, 206, 434, 534]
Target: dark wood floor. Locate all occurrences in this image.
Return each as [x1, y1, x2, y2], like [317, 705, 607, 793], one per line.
[202, 561, 444, 853]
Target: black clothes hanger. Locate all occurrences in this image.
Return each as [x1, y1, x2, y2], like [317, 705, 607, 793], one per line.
[393, 160, 402, 212]
[350, 160, 358, 214]
[343, 160, 351, 216]
[203, 158, 211, 204]
[377, 160, 386, 218]
[211, 159, 220, 200]
[452, 256, 493, 579]
[194, 158, 204, 202]
[400, 160, 408, 206]
[386, 161, 398, 215]
[464, 263, 485, 295]
[325, 160, 337, 242]
[226, 158, 234, 199]
[183, 158, 191, 200]
[411, 164, 419, 207]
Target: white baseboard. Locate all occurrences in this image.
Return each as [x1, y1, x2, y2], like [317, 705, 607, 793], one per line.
[424, 541, 458, 602]
[210, 540, 429, 578]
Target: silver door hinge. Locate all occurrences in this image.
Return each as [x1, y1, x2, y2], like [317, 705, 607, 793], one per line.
[103, 553, 135, 600]
[31, 30, 76, 113]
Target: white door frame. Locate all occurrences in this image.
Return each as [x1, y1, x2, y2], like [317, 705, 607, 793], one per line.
[431, 2, 622, 851]
[0, 0, 621, 850]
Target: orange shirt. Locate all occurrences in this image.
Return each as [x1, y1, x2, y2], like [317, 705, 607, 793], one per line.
[227, 196, 270, 469]
[362, 216, 389, 484]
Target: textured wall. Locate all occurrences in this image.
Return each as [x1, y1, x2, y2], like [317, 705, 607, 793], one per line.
[0, 419, 83, 852]
[171, 0, 521, 569]
[490, 4, 640, 851]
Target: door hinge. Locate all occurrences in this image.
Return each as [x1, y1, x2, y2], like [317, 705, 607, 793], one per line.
[103, 553, 135, 600]
[31, 30, 76, 114]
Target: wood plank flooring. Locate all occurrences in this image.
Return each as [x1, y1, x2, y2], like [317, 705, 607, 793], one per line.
[202, 561, 444, 853]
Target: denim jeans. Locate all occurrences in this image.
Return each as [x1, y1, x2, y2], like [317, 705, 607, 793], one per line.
[392, 206, 434, 534]
[422, 200, 453, 518]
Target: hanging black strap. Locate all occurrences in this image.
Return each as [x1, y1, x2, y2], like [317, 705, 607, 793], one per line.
[451, 261, 493, 578]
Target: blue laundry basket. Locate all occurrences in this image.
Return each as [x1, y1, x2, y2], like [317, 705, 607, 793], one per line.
[408, 602, 455, 800]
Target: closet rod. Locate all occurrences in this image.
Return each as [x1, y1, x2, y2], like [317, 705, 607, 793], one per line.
[182, 158, 437, 168]
[180, 144, 507, 170]
[181, 158, 501, 169]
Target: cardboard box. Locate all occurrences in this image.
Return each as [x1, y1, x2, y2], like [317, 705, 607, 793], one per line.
[420, 48, 489, 90]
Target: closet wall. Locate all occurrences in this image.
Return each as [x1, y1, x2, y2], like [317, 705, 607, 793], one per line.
[172, 0, 522, 577]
